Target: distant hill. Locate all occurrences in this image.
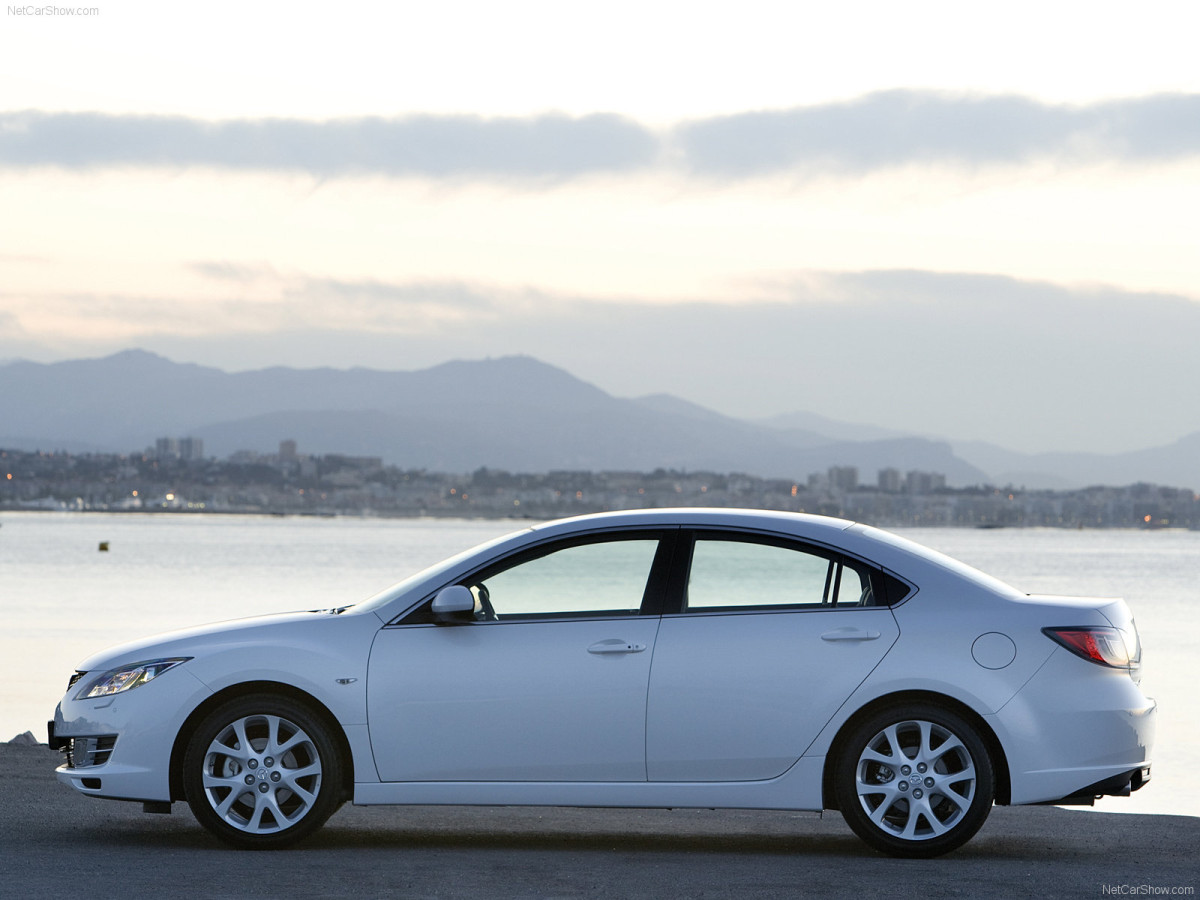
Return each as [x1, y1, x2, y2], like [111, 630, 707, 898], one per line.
[755, 410, 910, 445]
[950, 436, 1200, 491]
[1, 349, 1195, 489]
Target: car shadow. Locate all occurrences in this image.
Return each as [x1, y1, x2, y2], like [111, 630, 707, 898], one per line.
[310, 824, 872, 857]
[79, 819, 1059, 862]
[51, 804, 1086, 862]
[66, 815, 871, 857]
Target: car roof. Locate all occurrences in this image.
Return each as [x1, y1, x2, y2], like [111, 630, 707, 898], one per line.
[528, 508, 857, 540]
[525, 510, 1010, 593]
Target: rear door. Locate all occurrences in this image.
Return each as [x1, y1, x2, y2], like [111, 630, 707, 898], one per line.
[646, 530, 900, 782]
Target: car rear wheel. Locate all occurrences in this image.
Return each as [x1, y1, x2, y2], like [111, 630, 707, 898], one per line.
[183, 694, 342, 849]
[835, 703, 995, 858]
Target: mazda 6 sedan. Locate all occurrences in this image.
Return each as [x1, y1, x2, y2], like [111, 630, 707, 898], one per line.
[50, 509, 1155, 857]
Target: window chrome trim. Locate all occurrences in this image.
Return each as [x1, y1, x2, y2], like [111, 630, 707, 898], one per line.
[385, 527, 679, 626]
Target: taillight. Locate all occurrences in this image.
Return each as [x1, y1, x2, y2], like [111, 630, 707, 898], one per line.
[1042, 627, 1132, 668]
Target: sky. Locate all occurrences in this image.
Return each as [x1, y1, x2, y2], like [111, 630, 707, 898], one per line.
[3, 0, 1200, 454]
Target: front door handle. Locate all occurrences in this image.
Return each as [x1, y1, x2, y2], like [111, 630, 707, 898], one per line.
[588, 639, 647, 654]
[821, 627, 882, 642]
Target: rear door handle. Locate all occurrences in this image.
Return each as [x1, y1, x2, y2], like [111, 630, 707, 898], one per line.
[588, 639, 647, 654]
[821, 627, 881, 642]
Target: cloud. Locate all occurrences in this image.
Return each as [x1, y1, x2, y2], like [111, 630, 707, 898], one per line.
[288, 277, 496, 311]
[675, 90, 1200, 176]
[4, 93, 1200, 180]
[189, 261, 279, 283]
[187, 265, 517, 320]
[280, 277, 508, 332]
[0, 110, 657, 179]
[1, 274, 525, 343]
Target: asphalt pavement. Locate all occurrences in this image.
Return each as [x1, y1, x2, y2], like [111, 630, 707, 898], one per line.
[2, 742, 1196, 899]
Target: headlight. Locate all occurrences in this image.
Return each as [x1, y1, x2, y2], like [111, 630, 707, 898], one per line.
[76, 658, 192, 700]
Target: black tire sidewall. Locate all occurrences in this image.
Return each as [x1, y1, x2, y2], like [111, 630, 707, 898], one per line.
[183, 693, 341, 849]
[835, 703, 995, 858]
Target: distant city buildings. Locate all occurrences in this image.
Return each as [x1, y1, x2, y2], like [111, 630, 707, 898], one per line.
[828, 466, 859, 492]
[906, 470, 947, 494]
[878, 468, 903, 493]
[154, 436, 204, 461]
[2, 445, 1196, 528]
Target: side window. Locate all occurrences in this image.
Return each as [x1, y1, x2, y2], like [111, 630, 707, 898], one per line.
[467, 537, 660, 619]
[685, 536, 876, 611]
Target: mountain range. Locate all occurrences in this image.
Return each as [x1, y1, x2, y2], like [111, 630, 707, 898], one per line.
[1, 349, 1196, 490]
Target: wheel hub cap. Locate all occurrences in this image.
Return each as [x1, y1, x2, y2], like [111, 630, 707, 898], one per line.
[855, 718, 977, 841]
[201, 713, 323, 834]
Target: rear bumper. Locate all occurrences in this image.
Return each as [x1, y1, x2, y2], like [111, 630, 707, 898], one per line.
[1039, 764, 1152, 806]
[992, 647, 1156, 806]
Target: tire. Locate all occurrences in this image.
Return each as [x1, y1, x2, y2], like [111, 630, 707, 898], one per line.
[834, 703, 995, 858]
[183, 694, 342, 849]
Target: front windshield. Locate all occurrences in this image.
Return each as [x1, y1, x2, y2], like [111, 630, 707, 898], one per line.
[351, 526, 532, 614]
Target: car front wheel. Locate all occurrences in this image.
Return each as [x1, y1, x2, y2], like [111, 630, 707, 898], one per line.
[183, 694, 342, 849]
[834, 703, 995, 858]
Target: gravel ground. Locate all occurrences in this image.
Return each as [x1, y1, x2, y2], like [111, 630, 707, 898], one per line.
[2, 742, 1197, 899]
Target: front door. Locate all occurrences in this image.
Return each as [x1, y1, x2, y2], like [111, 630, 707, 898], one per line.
[367, 534, 667, 782]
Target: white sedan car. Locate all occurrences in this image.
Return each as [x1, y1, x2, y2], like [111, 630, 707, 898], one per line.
[50, 510, 1155, 857]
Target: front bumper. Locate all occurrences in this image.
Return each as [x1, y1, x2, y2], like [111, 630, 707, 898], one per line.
[50, 666, 213, 803]
[47, 721, 117, 768]
[47, 719, 65, 750]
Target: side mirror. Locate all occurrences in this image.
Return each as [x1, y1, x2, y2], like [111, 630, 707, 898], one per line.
[431, 585, 476, 624]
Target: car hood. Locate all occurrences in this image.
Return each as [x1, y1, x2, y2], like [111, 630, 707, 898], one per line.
[74, 609, 340, 672]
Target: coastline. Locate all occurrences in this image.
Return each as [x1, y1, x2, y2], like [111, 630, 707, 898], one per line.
[6, 446, 1196, 528]
[4, 505, 1198, 530]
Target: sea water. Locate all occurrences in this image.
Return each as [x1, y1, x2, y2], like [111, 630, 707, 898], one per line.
[1, 512, 1193, 817]
[0, 513, 521, 743]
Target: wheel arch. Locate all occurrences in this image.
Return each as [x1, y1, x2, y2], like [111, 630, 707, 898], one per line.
[820, 689, 1011, 810]
[169, 680, 355, 802]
